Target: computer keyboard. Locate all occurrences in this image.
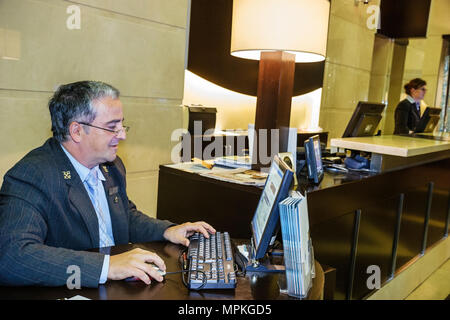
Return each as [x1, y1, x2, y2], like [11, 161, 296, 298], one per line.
[186, 232, 237, 289]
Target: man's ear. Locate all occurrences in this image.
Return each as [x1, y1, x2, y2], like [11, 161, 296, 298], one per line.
[68, 122, 83, 143]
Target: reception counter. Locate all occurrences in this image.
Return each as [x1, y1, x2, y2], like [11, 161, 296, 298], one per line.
[157, 138, 450, 299]
[331, 135, 450, 172]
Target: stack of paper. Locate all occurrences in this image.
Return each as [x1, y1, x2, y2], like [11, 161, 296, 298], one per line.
[201, 168, 267, 186]
[214, 155, 252, 169]
[279, 191, 315, 298]
[165, 161, 215, 174]
[164, 162, 267, 186]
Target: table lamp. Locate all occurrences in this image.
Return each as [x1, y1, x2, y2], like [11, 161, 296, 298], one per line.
[230, 0, 330, 168]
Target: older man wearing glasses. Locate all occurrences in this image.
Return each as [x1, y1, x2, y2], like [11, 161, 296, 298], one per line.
[0, 81, 215, 287]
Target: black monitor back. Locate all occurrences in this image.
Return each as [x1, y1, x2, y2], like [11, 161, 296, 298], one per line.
[304, 135, 324, 184]
[342, 102, 386, 138]
[415, 107, 441, 133]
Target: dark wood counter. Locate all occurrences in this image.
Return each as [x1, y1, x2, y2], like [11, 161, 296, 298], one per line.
[157, 157, 450, 300]
[0, 241, 324, 300]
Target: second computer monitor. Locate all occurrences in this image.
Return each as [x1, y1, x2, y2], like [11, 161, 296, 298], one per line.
[415, 107, 441, 133]
[342, 102, 386, 138]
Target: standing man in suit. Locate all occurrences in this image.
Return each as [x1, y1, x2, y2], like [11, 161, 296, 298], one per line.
[0, 81, 215, 287]
[394, 78, 427, 134]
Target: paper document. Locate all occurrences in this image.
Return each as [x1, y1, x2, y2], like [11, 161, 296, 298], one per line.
[59, 295, 91, 300]
[201, 168, 267, 186]
[214, 155, 252, 169]
[164, 161, 215, 174]
[279, 192, 315, 298]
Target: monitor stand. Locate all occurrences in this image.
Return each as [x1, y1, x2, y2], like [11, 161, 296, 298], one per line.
[240, 243, 285, 273]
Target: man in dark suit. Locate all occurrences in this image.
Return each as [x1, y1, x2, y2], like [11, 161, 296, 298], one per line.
[0, 81, 215, 287]
[394, 78, 427, 134]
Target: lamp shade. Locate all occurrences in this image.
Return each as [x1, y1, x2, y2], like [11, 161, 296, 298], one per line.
[230, 0, 330, 63]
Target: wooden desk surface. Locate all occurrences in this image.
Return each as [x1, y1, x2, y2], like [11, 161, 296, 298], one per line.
[330, 135, 450, 157]
[0, 241, 323, 300]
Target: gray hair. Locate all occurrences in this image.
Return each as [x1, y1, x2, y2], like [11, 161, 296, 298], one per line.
[49, 81, 120, 142]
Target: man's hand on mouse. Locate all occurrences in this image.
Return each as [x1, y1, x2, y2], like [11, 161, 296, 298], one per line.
[107, 248, 166, 284]
[107, 222, 215, 284]
[163, 221, 216, 247]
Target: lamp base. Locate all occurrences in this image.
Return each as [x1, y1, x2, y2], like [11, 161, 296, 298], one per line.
[252, 51, 295, 170]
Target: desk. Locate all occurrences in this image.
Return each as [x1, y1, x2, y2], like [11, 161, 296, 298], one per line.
[0, 241, 324, 300]
[157, 156, 450, 300]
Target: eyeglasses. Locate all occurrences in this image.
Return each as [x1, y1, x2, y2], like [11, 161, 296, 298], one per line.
[78, 122, 130, 136]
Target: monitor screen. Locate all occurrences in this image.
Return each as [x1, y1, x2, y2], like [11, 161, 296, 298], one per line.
[415, 107, 441, 133]
[342, 102, 386, 138]
[305, 135, 324, 184]
[251, 155, 294, 260]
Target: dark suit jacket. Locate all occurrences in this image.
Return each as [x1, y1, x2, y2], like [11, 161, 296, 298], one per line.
[0, 138, 175, 287]
[394, 99, 421, 134]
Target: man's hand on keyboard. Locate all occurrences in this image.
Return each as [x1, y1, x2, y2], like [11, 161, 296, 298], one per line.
[163, 221, 216, 247]
[107, 248, 166, 284]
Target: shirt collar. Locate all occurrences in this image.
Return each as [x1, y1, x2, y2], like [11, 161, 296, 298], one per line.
[60, 144, 105, 182]
[406, 95, 417, 104]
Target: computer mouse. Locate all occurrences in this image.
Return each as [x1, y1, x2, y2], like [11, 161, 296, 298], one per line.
[149, 262, 166, 277]
[124, 263, 166, 282]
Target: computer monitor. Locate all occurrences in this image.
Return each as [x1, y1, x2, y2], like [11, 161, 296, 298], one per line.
[304, 135, 324, 184]
[414, 107, 441, 133]
[250, 155, 294, 260]
[342, 102, 386, 138]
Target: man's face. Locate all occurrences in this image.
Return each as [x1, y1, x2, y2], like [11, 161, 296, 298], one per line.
[81, 96, 126, 168]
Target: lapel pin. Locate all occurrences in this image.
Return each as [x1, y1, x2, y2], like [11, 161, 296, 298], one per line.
[109, 186, 119, 195]
[62, 171, 71, 180]
[114, 196, 119, 203]
[102, 165, 109, 173]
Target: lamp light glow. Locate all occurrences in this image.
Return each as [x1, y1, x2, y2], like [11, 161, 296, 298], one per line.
[230, 0, 330, 63]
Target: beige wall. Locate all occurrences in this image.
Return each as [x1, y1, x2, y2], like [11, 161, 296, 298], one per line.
[368, 35, 394, 105]
[319, 0, 380, 141]
[403, 0, 450, 108]
[0, 0, 189, 217]
[319, 0, 450, 139]
[383, 40, 408, 134]
[377, 0, 450, 135]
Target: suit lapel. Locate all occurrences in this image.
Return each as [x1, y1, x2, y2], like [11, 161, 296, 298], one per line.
[67, 185, 99, 247]
[49, 139, 99, 248]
